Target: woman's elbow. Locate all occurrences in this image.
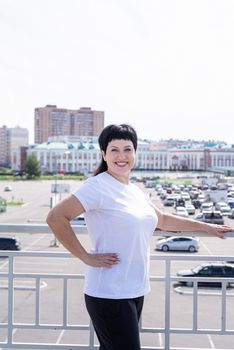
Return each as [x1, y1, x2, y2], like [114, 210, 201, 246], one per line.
[46, 209, 57, 227]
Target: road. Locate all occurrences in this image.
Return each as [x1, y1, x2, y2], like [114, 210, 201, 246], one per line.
[0, 180, 81, 223]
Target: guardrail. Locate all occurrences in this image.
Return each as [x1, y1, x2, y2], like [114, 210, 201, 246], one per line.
[0, 224, 234, 350]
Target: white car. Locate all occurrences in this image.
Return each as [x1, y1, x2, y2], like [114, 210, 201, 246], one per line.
[181, 192, 190, 201]
[200, 202, 213, 213]
[218, 204, 231, 216]
[174, 206, 189, 218]
[185, 204, 196, 215]
[156, 236, 200, 252]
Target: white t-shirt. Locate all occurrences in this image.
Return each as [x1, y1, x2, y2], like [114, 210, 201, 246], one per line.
[73, 172, 158, 299]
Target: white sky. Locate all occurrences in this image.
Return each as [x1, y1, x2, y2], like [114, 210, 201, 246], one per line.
[0, 0, 234, 143]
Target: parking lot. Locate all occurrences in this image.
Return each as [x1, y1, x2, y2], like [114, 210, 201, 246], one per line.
[0, 179, 234, 349]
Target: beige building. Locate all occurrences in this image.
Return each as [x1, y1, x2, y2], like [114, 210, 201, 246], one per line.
[0, 125, 8, 166]
[34, 105, 104, 144]
[0, 126, 28, 167]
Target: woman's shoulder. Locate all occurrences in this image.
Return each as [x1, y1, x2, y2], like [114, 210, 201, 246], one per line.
[85, 172, 106, 183]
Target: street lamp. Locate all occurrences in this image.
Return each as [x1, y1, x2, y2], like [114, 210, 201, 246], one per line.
[50, 150, 70, 248]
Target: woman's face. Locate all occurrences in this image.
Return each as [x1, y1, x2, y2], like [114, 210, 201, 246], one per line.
[102, 139, 136, 183]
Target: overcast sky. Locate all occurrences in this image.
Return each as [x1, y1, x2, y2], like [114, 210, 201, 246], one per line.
[1, 0, 234, 143]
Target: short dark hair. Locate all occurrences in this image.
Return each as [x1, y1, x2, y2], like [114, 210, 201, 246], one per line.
[93, 124, 138, 176]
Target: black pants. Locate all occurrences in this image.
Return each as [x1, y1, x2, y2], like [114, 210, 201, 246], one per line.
[85, 294, 144, 350]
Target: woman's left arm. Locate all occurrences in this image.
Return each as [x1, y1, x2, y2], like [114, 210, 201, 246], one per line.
[153, 205, 233, 239]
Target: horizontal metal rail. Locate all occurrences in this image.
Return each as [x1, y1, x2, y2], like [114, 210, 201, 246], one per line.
[0, 223, 234, 237]
[0, 251, 234, 350]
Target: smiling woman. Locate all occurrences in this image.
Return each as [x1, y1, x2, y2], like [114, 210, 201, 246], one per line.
[46, 123, 233, 350]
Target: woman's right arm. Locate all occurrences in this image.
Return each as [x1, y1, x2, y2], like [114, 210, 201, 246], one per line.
[46, 194, 119, 268]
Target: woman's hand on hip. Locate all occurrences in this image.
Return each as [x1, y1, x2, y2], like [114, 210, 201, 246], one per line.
[83, 253, 120, 268]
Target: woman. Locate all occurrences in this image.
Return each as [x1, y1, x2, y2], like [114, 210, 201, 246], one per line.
[46, 124, 232, 350]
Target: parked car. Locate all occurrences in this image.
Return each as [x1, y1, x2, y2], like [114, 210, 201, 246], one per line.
[174, 206, 189, 218]
[163, 196, 175, 206]
[215, 202, 231, 216]
[219, 205, 231, 216]
[228, 208, 234, 219]
[0, 237, 21, 250]
[155, 236, 199, 252]
[177, 262, 234, 287]
[4, 185, 12, 192]
[192, 199, 202, 209]
[189, 190, 199, 199]
[227, 199, 234, 209]
[70, 215, 86, 225]
[185, 203, 196, 215]
[181, 192, 190, 201]
[197, 193, 205, 202]
[195, 211, 224, 225]
[175, 198, 185, 207]
[200, 202, 213, 213]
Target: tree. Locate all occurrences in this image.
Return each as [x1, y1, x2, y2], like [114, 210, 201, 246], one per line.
[25, 154, 41, 179]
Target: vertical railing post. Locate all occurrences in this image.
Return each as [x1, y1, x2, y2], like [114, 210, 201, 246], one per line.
[7, 255, 14, 346]
[164, 258, 171, 350]
[221, 281, 227, 333]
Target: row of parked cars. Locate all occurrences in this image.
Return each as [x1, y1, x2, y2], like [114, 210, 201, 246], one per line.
[160, 182, 234, 224]
[153, 182, 234, 287]
[155, 235, 234, 287]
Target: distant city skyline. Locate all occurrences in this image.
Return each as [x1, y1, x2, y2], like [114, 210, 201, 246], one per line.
[1, 0, 234, 144]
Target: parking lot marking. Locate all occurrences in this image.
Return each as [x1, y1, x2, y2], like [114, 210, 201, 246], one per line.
[0, 260, 9, 270]
[56, 330, 65, 344]
[207, 334, 215, 349]
[158, 333, 163, 347]
[0, 327, 17, 350]
[24, 234, 49, 251]
[200, 240, 213, 255]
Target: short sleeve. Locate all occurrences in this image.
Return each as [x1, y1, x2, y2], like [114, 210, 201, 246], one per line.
[72, 177, 101, 211]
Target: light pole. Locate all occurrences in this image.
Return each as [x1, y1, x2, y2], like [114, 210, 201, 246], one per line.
[50, 150, 70, 247]
[50, 152, 61, 247]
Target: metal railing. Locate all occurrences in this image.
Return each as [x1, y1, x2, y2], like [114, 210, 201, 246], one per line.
[0, 224, 234, 350]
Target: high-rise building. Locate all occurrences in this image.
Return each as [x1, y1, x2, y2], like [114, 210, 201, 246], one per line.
[34, 105, 104, 143]
[0, 125, 8, 166]
[0, 126, 28, 167]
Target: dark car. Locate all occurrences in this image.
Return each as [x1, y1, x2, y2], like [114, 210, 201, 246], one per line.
[0, 237, 21, 251]
[192, 199, 202, 209]
[70, 215, 86, 225]
[228, 208, 234, 219]
[175, 198, 185, 207]
[177, 263, 234, 287]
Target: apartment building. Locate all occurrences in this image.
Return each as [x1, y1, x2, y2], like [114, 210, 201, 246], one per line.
[34, 105, 104, 143]
[0, 126, 28, 167]
[0, 126, 8, 166]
